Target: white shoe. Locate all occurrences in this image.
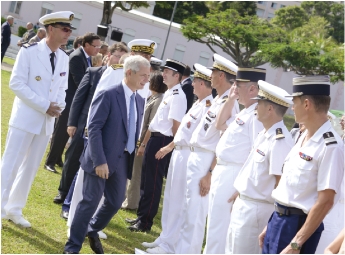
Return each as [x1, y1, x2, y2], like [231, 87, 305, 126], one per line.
[98, 230, 107, 239]
[146, 246, 168, 254]
[142, 240, 160, 248]
[6, 215, 31, 228]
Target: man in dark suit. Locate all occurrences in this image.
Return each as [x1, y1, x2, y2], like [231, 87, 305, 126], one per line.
[1, 16, 13, 62]
[45, 33, 101, 178]
[181, 65, 194, 113]
[63, 55, 149, 254]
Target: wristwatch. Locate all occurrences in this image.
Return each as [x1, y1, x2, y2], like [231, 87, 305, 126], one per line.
[141, 143, 146, 148]
[290, 242, 301, 250]
[209, 169, 213, 174]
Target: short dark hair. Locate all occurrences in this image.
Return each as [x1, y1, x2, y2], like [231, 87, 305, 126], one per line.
[149, 71, 168, 93]
[73, 36, 83, 49]
[300, 95, 331, 113]
[109, 42, 129, 54]
[183, 65, 191, 76]
[263, 100, 288, 117]
[82, 33, 100, 47]
[172, 70, 183, 82]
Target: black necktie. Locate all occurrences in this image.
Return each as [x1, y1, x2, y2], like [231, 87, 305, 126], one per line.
[50, 52, 55, 74]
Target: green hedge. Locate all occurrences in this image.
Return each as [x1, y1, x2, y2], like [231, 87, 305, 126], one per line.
[1, 16, 6, 24]
[18, 26, 27, 37]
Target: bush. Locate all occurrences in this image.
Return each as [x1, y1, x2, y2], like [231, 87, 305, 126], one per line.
[18, 26, 27, 37]
[1, 16, 6, 24]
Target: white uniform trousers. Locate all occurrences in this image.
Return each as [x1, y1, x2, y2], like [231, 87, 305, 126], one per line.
[315, 199, 345, 253]
[67, 168, 105, 227]
[225, 196, 274, 254]
[203, 163, 242, 254]
[1, 126, 50, 217]
[153, 148, 190, 253]
[175, 151, 215, 254]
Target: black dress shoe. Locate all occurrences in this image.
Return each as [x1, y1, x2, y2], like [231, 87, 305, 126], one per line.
[88, 236, 104, 254]
[61, 210, 69, 220]
[44, 164, 57, 173]
[63, 251, 79, 254]
[53, 193, 66, 204]
[57, 161, 64, 167]
[125, 218, 138, 225]
[128, 222, 150, 232]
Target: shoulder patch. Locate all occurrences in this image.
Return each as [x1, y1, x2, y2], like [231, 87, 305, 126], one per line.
[222, 95, 228, 103]
[59, 47, 69, 55]
[173, 89, 179, 95]
[323, 132, 337, 146]
[22, 42, 37, 48]
[111, 64, 123, 70]
[206, 99, 212, 107]
[276, 128, 285, 140]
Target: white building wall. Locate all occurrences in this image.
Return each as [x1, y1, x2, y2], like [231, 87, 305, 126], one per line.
[1, 1, 343, 111]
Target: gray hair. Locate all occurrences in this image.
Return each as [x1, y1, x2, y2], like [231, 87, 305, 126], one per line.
[124, 55, 150, 75]
[38, 28, 46, 33]
[7, 15, 14, 21]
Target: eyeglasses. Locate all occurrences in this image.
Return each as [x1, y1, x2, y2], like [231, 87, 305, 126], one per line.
[90, 44, 102, 49]
[53, 26, 72, 33]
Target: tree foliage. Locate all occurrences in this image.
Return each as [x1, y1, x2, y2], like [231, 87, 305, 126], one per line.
[101, 1, 149, 25]
[255, 16, 344, 83]
[181, 9, 287, 67]
[205, 1, 257, 16]
[271, 6, 309, 31]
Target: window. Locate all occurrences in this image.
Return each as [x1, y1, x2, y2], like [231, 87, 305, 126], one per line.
[256, 9, 265, 17]
[173, 44, 186, 62]
[150, 36, 161, 54]
[40, 2, 54, 17]
[267, 13, 275, 20]
[122, 29, 135, 44]
[271, 2, 277, 9]
[198, 51, 210, 66]
[257, 1, 266, 5]
[280, 4, 286, 8]
[9, 1, 22, 14]
[71, 12, 82, 31]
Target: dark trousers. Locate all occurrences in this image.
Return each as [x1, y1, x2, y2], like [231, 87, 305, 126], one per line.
[137, 135, 173, 230]
[263, 210, 324, 254]
[45, 107, 70, 166]
[62, 170, 79, 212]
[64, 151, 129, 253]
[1, 43, 9, 62]
[58, 118, 85, 195]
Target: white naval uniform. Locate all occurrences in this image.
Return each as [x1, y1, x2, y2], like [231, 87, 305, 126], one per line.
[204, 102, 264, 254]
[272, 121, 344, 214]
[1, 39, 69, 217]
[176, 90, 240, 254]
[153, 94, 214, 254]
[226, 120, 293, 254]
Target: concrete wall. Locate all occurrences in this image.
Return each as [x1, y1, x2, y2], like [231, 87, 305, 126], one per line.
[1, 1, 343, 111]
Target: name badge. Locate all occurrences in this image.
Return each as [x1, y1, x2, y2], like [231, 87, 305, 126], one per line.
[60, 72, 66, 76]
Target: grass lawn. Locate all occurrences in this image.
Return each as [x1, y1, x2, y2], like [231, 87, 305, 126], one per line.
[2, 56, 15, 66]
[1, 66, 296, 253]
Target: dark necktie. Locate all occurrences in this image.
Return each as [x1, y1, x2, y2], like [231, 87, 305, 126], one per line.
[87, 57, 92, 67]
[50, 52, 55, 74]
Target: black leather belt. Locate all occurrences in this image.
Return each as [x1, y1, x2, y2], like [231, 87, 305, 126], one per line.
[275, 202, 306, 216]
[151, 132, 166, 137]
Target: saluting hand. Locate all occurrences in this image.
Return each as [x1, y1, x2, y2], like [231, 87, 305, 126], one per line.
[228, 83, 239, 101]
[95, 163, 109, 179]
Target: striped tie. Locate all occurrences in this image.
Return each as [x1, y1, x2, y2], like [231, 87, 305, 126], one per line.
[127, 93, 135, 154]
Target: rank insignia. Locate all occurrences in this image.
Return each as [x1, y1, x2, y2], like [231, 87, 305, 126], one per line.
[206, 100, 212, 107]
[207, 111, 216, 118]
[60, 72, 66, 76]
[190, 114, 197, 120]
[256, 149, 265, 156]
[236, 118, 244, 125]
[299, 152, 313, 161]
[323, 132, 337, 146]
[222, 95, 228, 103]
[35, 76, 41, 81]
[173, 89, 179, 95]
[187, 121, 191, 129]
[163, 101, 167, 105]
[204, 123, 209, 131]
[206, 117, 211, 122]
[276, 128, 285, 140]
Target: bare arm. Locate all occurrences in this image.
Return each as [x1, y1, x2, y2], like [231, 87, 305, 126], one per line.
[172, 119, 181, 136]
[274, 175, 281, 188]
[155, 141, 175, 160]
[137, 130, 151, 156]
[215, 84, 238, 131]
[199, 156, 217, 196]
[324, 228, 344, 254]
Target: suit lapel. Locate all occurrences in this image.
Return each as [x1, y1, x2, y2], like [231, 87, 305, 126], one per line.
[37, 40, 52, 75]
[116, 84, 128, 135]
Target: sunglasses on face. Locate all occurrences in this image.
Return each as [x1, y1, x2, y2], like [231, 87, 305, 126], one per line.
[53, 26, 72, 33]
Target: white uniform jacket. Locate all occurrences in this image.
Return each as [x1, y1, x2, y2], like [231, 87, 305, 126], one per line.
[8, 38, 69, 135]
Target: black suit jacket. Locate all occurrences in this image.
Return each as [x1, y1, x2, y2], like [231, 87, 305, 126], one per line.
[1, 21, 11, 46]
[68, 66, 107, 133]
[181, 77, 194, 113]
[66, 47, 89, 108]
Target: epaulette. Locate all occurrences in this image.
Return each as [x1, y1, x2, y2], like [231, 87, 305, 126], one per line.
[276, 128, 285, 140]
[206, 99, 212, 107]
[323, 132, 337, 146]
[173, 89, 179, 95]
[222, 95, 228, 103]
[22, 42, 37, 48]
[111, 64, 123, 70]
[59, 47, 68, 55]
